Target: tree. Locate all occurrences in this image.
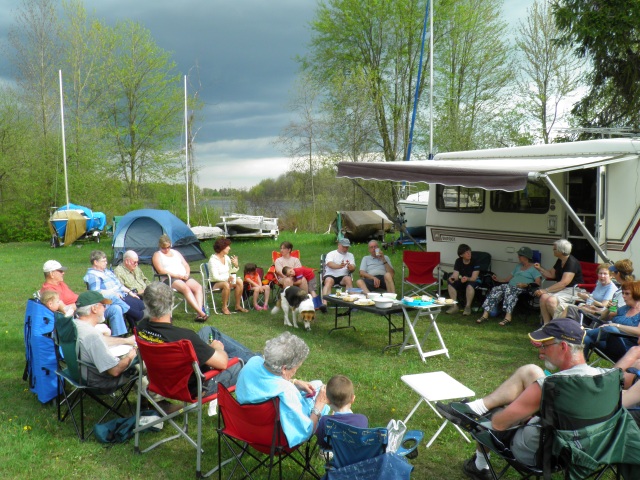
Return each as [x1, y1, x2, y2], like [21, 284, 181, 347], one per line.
[515, 0, 584, 143]
[434, 0, 515, 152]
[552, 0, 640, 129]
[101, 20, 185, 200]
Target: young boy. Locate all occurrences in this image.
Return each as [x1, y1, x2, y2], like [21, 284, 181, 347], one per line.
[41, 290, 62, 314]
[315, 375, 368, 449]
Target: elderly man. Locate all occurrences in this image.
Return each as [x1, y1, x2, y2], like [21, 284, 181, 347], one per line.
[73, 291, 138, 392]
[436, 319, 608, 479]
[355, 240, 395, 294]
[322, 238, 356, 297]
[136, 282, 256, 396]
[40, 260, 129, 336]
[114, 250, 150, 297]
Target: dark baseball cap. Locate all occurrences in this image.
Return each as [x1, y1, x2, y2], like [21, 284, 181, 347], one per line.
[76, 291, 112, 308]
[528, 318, 585, 345]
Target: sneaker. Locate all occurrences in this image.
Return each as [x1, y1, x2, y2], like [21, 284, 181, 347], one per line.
[446, 305, 460, 314]
[435, 401, 479, 431]
[463, 306, 472, 316]
[463, 455, 492, 480]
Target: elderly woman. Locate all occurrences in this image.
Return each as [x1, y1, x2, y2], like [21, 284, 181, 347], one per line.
[235, 332, 328, 447]
[152, 234, 207, 321]
[598, 260, 636, 323]
[583, 280, 640, 362]
[83, 250, 146, 327]
[533, 239, 584, 324]
[564, 263, 618, 323]
[208, 237, 248, 314]
[476, 246, 542, 326]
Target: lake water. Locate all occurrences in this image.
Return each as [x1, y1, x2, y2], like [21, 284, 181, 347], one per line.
[202, 199, 300, 219]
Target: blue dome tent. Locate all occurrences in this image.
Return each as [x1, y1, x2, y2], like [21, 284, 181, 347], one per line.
[111, 209, 206, 265]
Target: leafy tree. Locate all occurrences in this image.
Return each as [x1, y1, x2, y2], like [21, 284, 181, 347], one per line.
[515, 0, 584, 143]
[552, 0, 640, 128]
[434, 0, 514, 152]
[101, 20, 185, 200]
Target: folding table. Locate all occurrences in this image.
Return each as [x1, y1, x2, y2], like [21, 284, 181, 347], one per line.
[399, 301, 451, 362]
[401, 371, 475, 447]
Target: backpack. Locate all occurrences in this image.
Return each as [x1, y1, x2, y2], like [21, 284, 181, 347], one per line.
[93, 410, 160, 444]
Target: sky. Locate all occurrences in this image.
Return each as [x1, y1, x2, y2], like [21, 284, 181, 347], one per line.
[0, 0, 535, 190]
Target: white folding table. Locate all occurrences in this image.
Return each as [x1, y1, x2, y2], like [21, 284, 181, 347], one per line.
[399, 302, 450, 362]
[402, 371, 475, 447]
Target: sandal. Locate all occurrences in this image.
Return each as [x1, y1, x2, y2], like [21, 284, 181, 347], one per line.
[235, 307, 249, 313]
[195, 314, 209, 323]
[221, 308, 232, 315]
[476, 317, 488, 324]
[499, 318, 512, 326]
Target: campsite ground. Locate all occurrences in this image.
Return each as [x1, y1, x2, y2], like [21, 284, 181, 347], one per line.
[1, 233, 575, 478]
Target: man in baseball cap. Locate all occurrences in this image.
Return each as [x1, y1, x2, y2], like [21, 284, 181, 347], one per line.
[322, 238, 356, 298]
[43, 260, 67, 273]
[436, 318, 607, 477]
[76, 290, 113, 308]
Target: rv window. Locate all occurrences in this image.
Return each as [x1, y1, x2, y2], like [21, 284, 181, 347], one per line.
[435, 185, 484, 213]
[490, 182, 550, 214]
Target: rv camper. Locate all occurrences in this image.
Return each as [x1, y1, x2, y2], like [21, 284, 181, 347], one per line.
[337, 139, 640, 276]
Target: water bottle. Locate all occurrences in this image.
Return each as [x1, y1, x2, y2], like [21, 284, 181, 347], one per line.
[208, 331, 214, 344]
[609, 299, 618, 314]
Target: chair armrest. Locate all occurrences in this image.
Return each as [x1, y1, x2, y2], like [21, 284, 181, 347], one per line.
[202, 356, 242, 381]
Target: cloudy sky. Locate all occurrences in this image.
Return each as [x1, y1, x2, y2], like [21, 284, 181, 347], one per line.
[0, 0, 534, 190]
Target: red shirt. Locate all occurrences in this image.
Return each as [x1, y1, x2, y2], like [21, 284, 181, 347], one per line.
[41, 281, 78, 305]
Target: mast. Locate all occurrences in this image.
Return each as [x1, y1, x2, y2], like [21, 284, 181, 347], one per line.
[184, 75, 190, 227]
[58, 70, 70, 209]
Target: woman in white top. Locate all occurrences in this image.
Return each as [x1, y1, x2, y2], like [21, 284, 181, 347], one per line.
[152, 234, 207, 321]
[208, 237, 248, 315]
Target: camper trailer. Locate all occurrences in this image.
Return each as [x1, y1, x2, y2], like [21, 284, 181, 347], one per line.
[337, 139, 640, 276]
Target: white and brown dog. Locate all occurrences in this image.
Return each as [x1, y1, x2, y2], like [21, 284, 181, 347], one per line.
[271, 286, 315, 331]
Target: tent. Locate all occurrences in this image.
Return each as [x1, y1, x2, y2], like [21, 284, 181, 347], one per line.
[49, 203, 108, 247]
[111, 209, 206, 265]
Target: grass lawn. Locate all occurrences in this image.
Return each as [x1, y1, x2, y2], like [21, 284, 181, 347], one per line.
[1, 232, 550, 479]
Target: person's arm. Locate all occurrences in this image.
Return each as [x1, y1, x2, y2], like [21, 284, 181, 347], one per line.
[244, 275, 260, 288]
[106, 346, 137, 377]
[178, 253, 191, 280]
[491, 383, 542, 431]
[383, 256, 394, 276]
[208, 256, 227, 282]
[448, 269, 461, 283]
[469, 267, 480, 283]
[540, 271, 575, 295]
[101, 334, 136, 347]
[152, 252, 168, 276]
[204, 339, 229, 369]
[274, 258, 285, 278]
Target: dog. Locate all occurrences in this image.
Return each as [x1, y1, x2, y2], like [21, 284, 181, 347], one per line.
[271, 286, 316, 331]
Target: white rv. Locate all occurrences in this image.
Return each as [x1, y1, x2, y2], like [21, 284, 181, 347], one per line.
[337, 139, 640, 276]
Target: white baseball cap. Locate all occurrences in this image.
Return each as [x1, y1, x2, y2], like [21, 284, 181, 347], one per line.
[43, 260, 67, 273]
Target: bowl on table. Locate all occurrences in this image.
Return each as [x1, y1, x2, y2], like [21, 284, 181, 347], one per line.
[367, 292, 382, 300]
[374, 297, 394, 309]
[382, 293, 397, 300]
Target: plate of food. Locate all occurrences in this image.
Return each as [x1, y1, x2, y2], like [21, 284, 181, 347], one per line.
[341, 296, 356, 302]
[354, 299, 375, 306]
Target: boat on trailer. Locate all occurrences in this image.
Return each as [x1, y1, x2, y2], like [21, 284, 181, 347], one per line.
[397, 190, 429, 238]
[216, 213, 279, 239]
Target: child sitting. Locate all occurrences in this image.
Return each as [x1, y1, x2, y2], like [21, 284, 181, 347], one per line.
[243, 263, 270, 310]
[315, 374, 368, 450]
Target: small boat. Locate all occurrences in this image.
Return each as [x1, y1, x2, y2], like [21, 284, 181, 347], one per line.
[334, 210, 393, 243]
[397, 191, 428, 238]
[216, 213, 279, 239]
[49, 203, 107, 247]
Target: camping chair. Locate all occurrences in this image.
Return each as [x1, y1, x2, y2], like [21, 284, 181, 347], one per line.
[215, 384, 320, 480]
[321, 420, 419, 480]
[320, 253, 350, 300]
[242, 266, 267, 310]
[573, 261, 600, 296]
[401, 251, 441, 297]
[133, 336, 241, 478]
[440, 251, 493, 311]
[151, 265, 188, 313]
[452, 369, 640, 480]
[53, 315, 137, 441]
[199, 263, 245, 314]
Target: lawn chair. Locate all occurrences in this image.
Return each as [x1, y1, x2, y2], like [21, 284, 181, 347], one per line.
[452, 369, 640, 479]
[269, 249, 301, 302]
[242, 266, 268, 310]
[54, 315, 137, 441]
[133, 336, 241, 478]
[573, 261, 600, 296]
[151, 264, 188, 314]
[321, 419, 420, 479]
[401, 251, 441, 297]
[215, 384, 320, 479]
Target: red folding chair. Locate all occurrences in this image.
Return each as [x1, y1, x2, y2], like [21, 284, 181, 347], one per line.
[215, 384, 320, 479]
[133, 336, 239, 478]
[401, 251, 441, 297]
[270, 250, 301, 301]
[574, 261, 599, 295]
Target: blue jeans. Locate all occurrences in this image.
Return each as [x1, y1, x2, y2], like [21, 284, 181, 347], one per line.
[197, 326, 257, 364]
[584, 325, 634, 361]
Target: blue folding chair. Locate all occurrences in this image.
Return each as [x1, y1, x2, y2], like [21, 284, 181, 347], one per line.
[322, 418, 422, 480]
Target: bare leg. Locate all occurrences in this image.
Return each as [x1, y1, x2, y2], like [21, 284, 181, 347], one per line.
[383, 272, 395, 293]
[356, 278, 369, 294]
[172, 279, 206, 317]
[234, 279, 247, 311]
[465, 285, 475, 309]
[342, 276, 353, 289]
[614, 346, 640, 388]
[481, 364, 545, 410]
[323, 277, 335, 297]
[214, 281, 231, 314]
[262, 284, 270, 307]
[447, 284, 458, 302]
[539, 294, 553, 324]
[253, 288, 260, 309]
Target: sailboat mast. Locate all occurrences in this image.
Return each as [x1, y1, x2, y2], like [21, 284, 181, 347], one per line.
[184, 75, 191, 227]
[58, 70, 70, 209]
[429, 0, 434, 159]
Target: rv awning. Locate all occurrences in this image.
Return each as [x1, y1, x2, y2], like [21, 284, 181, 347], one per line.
[337, 139, 640, 192]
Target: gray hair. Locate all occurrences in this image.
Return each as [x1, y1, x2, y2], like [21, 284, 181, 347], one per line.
[568, 343, 584, 356]
[554, 239, 572, 256]
[262, 332, 309, 375]
[75, 305, 93, 317]
[90, 250, 107, 264]
[123, 250, 138, 261]
[143, 282, 174, 319]
[368, 240, 379, 248]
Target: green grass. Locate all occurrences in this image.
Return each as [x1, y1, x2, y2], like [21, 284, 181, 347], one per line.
[1, 233, 546, 479]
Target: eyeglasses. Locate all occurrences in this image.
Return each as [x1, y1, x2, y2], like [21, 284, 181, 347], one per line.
[536, 341, 561, 351]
